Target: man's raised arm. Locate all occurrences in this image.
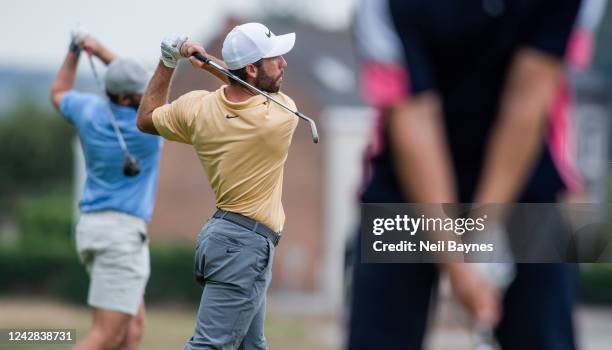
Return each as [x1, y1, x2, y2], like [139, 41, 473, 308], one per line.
[136, 60, 173, 135]
[136, 36, 229, 135]
[50, 49, 79, 111]
[50, 32, 117, 110]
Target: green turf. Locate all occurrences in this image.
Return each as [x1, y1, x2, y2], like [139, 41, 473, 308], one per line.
[0, 298, 336, 350]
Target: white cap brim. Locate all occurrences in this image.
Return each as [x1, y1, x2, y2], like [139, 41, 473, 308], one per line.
[263, 32, 295, 58]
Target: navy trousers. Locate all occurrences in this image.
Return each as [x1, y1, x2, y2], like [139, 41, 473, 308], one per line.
[347, 234, 579, 350]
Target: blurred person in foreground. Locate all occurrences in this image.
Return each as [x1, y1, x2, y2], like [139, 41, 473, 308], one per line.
[50, 32, 162, 350]
[349, 0, 584, 349]
[136, 23, 298, 349]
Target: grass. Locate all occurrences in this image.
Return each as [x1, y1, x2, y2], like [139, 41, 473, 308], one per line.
[0, 297, 337, 350]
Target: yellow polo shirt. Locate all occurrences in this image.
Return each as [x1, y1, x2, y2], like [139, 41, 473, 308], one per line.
[152, 86, 298, 232]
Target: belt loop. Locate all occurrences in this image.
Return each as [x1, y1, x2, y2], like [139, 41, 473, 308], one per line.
[219, 210, 228, 220]
[252, 222, 259, 233]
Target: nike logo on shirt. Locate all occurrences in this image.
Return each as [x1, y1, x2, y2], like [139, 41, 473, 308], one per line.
[225, 114, 239, 119]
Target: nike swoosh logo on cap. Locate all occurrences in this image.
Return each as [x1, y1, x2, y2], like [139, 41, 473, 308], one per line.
[226, 114, 239, 119]
[265, 30, 271, 38]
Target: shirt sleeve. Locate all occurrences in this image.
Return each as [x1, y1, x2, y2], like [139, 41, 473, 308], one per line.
[59, 90, 96, 124]
[521, 0, 582, 59]
[388, 0, 436, 95]
[152, 90, 207, 144]
[283, 94, 298, 111]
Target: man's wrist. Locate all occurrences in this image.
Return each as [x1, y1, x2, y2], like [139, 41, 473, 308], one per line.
[69, 40, 81, 54]
[67, 48, 81, 61]
[158, 59, 176, 71]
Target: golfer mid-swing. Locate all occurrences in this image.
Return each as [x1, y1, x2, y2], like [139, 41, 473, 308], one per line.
[137, 23, 298, 349]
[51, 31, 161, 350]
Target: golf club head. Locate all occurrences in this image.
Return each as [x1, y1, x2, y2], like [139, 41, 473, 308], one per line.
[308, 119, 319, 144]
[296, 112, 319, 144]
[123, 155, 141, 177]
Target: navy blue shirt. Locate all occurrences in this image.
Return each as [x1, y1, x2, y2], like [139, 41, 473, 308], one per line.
[361, 0, 580, 203]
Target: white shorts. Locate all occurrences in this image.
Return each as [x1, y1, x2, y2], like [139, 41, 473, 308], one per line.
[75, 211, 150, 315]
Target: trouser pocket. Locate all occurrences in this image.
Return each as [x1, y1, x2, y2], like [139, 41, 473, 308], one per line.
[189, 218, 277, 349]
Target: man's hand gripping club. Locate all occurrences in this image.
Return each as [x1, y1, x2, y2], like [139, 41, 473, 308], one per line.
[136, 36, 229, 135]
[160, 35, 230, 83]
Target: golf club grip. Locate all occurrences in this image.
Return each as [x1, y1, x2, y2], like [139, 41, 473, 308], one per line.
[192, 52, 211, 64]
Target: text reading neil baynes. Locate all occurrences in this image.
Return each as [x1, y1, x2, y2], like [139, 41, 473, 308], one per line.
[371, 214, 494, 253]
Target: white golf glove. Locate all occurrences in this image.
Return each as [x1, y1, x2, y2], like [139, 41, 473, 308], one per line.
[69, 24, 88, 52]
[472, 224, 515, 290]
[160, 35, 189, 68]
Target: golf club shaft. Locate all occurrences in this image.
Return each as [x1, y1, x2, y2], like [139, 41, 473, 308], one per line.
[85, 53, 131, 155]
[191, 52, 319, 143]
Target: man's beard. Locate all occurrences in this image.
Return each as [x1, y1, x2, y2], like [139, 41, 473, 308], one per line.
[255, 71, 282, 93]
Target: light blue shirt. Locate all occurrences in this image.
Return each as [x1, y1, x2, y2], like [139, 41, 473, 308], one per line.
[60, 91, 162, 222]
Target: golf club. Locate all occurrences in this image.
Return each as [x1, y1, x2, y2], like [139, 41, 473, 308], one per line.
[191, 52, 319, 144]
[471, 224, 516, 350]
[85, 52, 141, 177]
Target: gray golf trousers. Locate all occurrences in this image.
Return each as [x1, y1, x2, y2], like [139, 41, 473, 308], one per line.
[184, 216, 275, 350]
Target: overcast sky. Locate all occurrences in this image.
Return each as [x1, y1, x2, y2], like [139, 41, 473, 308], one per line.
[0, 0, 354, 71]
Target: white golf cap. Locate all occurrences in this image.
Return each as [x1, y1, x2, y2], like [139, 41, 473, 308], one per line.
[222, 23, 295, 70]
[104, 57, 150, 95]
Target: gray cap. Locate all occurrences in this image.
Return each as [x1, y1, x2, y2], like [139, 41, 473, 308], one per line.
[104, 58, 150, 95]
